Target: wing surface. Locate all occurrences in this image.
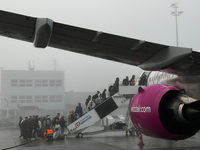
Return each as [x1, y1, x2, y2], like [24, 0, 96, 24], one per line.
[0, 10, 199, 76]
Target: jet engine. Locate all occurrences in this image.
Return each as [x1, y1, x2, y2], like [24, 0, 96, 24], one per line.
[129, 84, 200, 140]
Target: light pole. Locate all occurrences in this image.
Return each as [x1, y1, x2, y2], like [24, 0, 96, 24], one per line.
[171, 3, 183, 47]
[4, 98, 8, 120]
[0, 98, 8, 120]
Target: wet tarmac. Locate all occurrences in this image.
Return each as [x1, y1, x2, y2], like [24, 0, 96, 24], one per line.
[0, 126, 200, 150]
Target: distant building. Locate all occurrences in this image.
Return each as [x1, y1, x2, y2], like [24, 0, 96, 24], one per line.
[0, 70, 65, 121]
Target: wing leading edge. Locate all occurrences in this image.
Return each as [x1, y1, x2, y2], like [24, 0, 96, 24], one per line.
[1, 10, 199, 76]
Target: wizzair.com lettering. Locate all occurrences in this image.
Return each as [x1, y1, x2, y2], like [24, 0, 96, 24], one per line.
[131, 106, 151, 113]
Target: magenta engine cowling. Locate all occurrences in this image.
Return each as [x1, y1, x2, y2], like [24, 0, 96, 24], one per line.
[129, 84, 200, 140]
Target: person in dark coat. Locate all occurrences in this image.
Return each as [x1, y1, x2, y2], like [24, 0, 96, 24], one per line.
[102, 89, 107, 101]
[21, 116, 28, 139]
[60, 116, 66, 134]
[32, 115, 39, 139]
[85, 95, 91, 107]
[75, 103, 83, 118]
[52, 113, 60, 131]
[114, 77, 119, 92]
[27, 116, 34, 140]
[129, 75, 135, 86]
[19, 116, 23, 138]
[92, 91, 100, 106]
[122, 76, 129, 86]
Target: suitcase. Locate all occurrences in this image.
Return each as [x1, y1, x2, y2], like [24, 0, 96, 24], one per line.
[58, 134, 65, 140]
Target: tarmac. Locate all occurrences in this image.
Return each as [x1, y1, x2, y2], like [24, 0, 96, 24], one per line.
[0, 125, 200, 150]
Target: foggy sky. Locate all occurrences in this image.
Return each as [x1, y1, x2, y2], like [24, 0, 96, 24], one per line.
[0, 0, 200, 92]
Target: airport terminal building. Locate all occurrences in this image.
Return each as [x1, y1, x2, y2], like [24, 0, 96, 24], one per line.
[0, 70, 65, 122]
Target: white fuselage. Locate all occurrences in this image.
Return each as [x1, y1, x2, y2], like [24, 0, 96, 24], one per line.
[139, 71, 200, 100]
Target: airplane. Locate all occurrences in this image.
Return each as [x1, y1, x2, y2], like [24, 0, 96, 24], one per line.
[0, 10, 200, 141]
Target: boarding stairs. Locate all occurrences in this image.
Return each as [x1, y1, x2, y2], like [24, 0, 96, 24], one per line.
[66, 85, 143, 138]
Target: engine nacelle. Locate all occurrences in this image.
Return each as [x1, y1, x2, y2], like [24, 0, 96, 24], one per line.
[129, 84, 200, 140]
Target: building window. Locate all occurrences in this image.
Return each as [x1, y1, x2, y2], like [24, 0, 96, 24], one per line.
[11, 96, 18, 99]
[49, 80, 55, 87]
[26, 80, 32, 83]
[26, 84, 32, 87]
[42, 80, 48, 86]
[42, 84, 48, 87]
[42, 80, 48, 83]
[11, 80, 18, 83]
[49, 80, 55, 83]
[19, 96, 25, 100]
[35, 100, 41, 103]
[26, 100, 32, 103]
[56, 80, 62, 83]
[56, 100, 62, 102]
[26, 96, 32, 103]
[35, 80, 41, 87]
[19, 80, 25, 83]
[49, 95, 55, 102]
[26, 80, 33, 87]
[35, 96, 41, 99]
[35, 80, 41, 83]
[11, 84, 18, 87]
[49, 84, 55, 87]
[42, 96, 48, 103]
[56, 95, 62, 102]
[49, 100, 55, 102]
[19, 100, 25, 103]
[42, 100, 48, 102]
[56, 84, 62, 87]
[11, 100, 17, 103]
[11, 80, 18, 87]
[35, 84, 41, 87]
[19, 84, 25, 87]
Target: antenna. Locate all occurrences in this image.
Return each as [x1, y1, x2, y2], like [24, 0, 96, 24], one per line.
[28, 61, 31, 70]
[53, 60, 58, 71]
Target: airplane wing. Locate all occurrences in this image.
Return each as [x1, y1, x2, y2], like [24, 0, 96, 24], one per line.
[0, 10, 199, 76]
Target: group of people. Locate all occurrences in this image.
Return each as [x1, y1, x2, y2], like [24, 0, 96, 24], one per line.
[85, 89, 108, 112]
[18, 113, 67, 140]
[67, 103, 83, 125]
[84, 75, 136, 112]
[122, 75, 135, 86]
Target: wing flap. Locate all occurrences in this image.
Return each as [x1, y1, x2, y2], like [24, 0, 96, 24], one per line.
[0, 10, 35, 42]
[0, 10, 198, 76]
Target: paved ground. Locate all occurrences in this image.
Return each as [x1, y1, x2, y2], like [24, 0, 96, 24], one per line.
[0, 126, 200, 150]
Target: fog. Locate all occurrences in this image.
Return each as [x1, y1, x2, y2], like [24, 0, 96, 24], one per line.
[0, 0, 200, 92]
[1, 0, 200, 131]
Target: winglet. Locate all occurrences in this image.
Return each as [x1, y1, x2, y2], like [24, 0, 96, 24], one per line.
[138, 87, 145, 93]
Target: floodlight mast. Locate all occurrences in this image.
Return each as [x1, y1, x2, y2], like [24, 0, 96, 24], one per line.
[171, 3, 183, 47]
